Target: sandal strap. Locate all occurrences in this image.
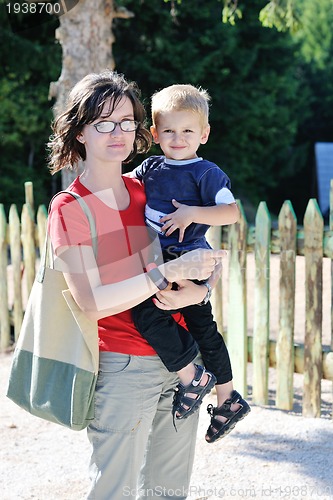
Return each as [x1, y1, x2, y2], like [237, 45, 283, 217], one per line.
[205, 391, 251, 443]
[205, 415, 225, 440]
[172, 365, 216, 421]
[208, 390, 243, 419]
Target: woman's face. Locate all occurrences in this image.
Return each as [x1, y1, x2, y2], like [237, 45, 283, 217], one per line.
[77, 96, 136, 166]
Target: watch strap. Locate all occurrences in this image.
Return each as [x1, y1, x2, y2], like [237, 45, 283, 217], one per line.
[146, 263, 172, 291]
[197, 281, 212, 306]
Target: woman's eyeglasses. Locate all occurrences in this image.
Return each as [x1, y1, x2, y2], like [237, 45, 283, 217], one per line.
[93, 120, 139, 133]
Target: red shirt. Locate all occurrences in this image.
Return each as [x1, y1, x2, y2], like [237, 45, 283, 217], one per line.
[48, 176, 157, 355]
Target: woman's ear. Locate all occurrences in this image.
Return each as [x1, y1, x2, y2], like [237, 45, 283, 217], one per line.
[76, 133, 85, 144]
[150, 126, 159, 144]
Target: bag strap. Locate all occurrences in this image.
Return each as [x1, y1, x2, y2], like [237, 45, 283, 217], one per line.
[59, 191, 98, 257]
[37, 190, 97, 283]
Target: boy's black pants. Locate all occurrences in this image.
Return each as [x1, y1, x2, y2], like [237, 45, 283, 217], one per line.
[132, 297, 232, 385]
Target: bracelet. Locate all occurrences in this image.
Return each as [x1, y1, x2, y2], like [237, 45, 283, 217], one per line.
[146, 263, 172, 291]
[197, 281, 212, 306]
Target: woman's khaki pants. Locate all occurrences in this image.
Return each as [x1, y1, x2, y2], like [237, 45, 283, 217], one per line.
[87, 352, 200, 500]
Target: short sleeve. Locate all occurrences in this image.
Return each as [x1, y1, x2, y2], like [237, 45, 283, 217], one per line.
[48, 193, 92, 254]
[198, 166, 235, 206]
[132, 158, 150, 181]
[132, 156, 161, 181]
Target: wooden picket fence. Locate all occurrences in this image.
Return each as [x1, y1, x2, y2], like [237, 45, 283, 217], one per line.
[0, 182, 48, 349]
[207, 180, 333, 419]
[0, 181, 332, 418]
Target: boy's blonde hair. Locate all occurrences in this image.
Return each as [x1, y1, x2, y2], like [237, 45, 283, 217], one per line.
[151, 84, 210, 128]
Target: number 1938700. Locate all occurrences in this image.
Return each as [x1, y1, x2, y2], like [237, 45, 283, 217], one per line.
[6, 2, 61, 14]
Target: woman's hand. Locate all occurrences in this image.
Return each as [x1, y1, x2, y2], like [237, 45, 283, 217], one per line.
[154, 259, 224, 310]
[153, 280, 208, 310]
[162, 248, 226, 283]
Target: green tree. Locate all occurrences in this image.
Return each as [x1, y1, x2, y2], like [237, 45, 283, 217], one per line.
[115, 0, 308, 212]
[0, 4, 61, 210]
[270, 0, 333, 218]
[1, 0, 332, 219]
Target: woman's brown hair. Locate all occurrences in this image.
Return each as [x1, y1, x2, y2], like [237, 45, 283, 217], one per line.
[48, 70, 152, 174]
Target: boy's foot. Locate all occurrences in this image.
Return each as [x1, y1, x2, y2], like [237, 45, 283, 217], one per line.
[172, 364, 217, 421]
[205, 390, 251, 443]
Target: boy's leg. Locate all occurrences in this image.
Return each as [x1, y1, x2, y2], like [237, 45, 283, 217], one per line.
[132, 298, 198, 372]
[138, 363, 200, 500]
[182, 303, 251, 442]
[86, 353, 167, 500]
[182, 301, 232, 385]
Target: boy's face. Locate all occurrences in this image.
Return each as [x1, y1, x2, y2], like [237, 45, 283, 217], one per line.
[150, 110, 210, 161]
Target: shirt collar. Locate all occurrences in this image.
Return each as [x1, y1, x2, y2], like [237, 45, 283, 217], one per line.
[164, 157, 203, 166]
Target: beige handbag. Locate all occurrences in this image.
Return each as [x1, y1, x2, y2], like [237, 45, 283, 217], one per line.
[7, 192, 99, 430]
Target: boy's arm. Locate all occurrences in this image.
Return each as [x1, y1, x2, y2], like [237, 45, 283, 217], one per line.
[160, 199, 239, 243]
[124, 159, 149, 179]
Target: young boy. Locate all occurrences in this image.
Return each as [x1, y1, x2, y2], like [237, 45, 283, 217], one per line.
[132, 84, 250, 443]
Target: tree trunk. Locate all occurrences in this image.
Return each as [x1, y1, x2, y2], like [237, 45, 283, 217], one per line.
[49, 0, 133, 189]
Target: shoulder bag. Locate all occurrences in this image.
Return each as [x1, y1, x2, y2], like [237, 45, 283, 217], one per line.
[6, 191, 99, 431]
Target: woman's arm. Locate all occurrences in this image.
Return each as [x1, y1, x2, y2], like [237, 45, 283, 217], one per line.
[56, 245, 225, 322]
[153, 260, 223, 310]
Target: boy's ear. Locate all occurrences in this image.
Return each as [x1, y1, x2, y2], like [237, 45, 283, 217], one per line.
[200, 125, 210, 145]
[150, 126, 159, 144]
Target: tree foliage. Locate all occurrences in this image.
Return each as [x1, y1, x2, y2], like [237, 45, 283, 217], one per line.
[0, 3, 61, 211]
[115, 0, 308, 211]
[0, 0, 332, 219]
[257, 0, 301, 33]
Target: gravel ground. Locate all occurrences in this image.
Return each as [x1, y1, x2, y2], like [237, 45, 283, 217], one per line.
[1, 352, 332, 500]
[1, 255, 333, 499]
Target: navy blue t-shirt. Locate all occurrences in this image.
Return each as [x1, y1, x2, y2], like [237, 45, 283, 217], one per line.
[133, 155, 235, 252]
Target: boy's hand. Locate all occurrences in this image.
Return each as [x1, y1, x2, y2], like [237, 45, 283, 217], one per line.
[159, 199, 193, 242]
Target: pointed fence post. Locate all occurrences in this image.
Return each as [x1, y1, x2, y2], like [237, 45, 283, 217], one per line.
[303, 199, 323, 417]
[21, 203, 36, 298]
[0, 204, 10, 349]
[36, 205, 48, 258]
[9, 204, 23, 341]
[276, 201, 297, 409]
[24, 181, 34, 213]
[227, 200, 248, 396]
[252, 202, 271, 404]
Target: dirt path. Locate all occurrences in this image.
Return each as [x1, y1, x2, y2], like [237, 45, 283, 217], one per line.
[1, 351, 332, 500]
[1, 255, 333, 499]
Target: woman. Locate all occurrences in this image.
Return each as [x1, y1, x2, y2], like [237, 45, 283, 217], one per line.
[47, 70, 225, 499]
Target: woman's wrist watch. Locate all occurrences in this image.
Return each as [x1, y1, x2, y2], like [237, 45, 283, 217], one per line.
[146, 263, 172, 291]
[197, 281, 212, 306]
